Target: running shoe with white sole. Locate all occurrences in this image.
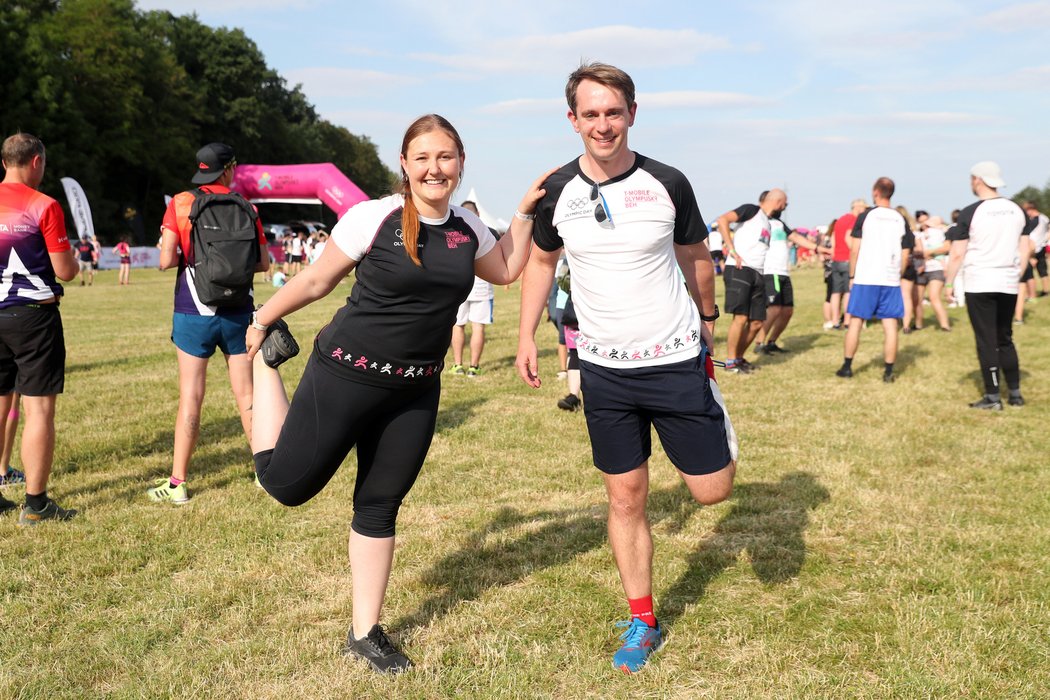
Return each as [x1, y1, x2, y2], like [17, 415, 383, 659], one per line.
[612, 618, 664, 674]
[147, 478, 190, 504]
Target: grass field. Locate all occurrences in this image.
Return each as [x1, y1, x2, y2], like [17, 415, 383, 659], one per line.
[1, 264, 1047, 699]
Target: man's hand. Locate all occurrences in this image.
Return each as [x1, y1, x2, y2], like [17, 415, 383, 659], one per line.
[515, 338, 541, 388]
[701, 321, 715, 356]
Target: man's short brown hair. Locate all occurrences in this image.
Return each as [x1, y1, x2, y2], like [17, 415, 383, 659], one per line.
[1, 132, 45, 168]
[565, 62, 636, 114]
[873, 177, 895, 199]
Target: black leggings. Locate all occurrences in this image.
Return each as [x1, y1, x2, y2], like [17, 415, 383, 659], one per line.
[965, 292, 1020, 395]
[254, 353, 440, 537]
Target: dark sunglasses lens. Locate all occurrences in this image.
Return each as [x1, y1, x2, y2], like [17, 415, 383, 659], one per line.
[594, 204, 607, 223]
[590, 182, 599, 201]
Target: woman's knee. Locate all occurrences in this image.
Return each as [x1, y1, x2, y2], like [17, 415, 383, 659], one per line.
[254, 449, 318, 507]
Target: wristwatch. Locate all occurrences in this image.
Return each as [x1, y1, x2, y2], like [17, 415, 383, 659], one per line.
[250, 311, 269, 331]
[700, 305, 720, 322]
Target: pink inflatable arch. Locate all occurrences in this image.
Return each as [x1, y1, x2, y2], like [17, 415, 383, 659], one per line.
[231, 163, 370, 217]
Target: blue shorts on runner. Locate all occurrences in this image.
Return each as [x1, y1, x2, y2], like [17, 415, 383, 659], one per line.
[171, 312, 251, 358]
[846, 284, 904, 320]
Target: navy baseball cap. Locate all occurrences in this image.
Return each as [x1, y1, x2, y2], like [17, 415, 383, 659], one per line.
[192, 142, 237, 184]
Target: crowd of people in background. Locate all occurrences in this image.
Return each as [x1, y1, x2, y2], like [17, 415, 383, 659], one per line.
[0, 58, 1043, 677]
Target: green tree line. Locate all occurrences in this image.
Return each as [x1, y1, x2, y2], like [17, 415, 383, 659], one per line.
[1, 0, 395, 243]
[1012, 180, 1050, 214]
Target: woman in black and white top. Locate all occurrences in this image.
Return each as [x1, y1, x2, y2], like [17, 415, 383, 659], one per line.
[245, 114, 551, 672]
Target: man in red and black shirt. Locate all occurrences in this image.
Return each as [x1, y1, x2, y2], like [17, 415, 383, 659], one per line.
[0, 132, 79, 523]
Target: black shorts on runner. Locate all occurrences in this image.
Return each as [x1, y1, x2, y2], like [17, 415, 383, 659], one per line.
[1035, 249, 1047, 277]
[1020, 262, 1033, 283]
[902, 265, 917, 282]
[0, 304, 66, 396]
[764, 274, 794, 307]
[579, 355, 733, 476]
[724, 265, 767, 320]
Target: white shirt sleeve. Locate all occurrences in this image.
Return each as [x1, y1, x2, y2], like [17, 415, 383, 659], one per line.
[330, 195, 401, 261]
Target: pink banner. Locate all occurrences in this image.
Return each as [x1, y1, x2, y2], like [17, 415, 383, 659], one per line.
[231, 163, 370, 217]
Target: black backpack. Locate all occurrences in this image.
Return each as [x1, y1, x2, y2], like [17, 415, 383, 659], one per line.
[187, 189, 260, 307]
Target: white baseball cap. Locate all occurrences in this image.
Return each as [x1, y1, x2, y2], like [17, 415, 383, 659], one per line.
[970, 161, 1005, 189]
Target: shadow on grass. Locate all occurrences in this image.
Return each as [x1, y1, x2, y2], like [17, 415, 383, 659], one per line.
[59, 414, 251, 505]
[393, 503, 607, 631]
[752, 332, 821, 366]
[656, 471, 829, 628]
[856, 342, 929, 377]
[395, 477, 827, 632]
[435, 396, 489, 434]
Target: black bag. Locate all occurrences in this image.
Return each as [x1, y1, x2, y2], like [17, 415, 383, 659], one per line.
[187, 189, 260, 307]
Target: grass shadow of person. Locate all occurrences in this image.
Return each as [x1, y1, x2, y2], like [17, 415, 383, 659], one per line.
[58, 415, 252, 505]
[393, 485, 715, 632]
[435, 396, 489, 434]
[656, 471, 830, 630]
[754, 332, 822, 366]
[393, 504, 607, 631]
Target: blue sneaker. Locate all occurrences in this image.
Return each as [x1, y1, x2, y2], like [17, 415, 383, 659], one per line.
[0, 467, 25, 488]
[612, 618, 663, 674]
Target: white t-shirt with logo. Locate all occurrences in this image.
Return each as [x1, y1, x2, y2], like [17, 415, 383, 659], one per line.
[534, 155, 708, 368]
[946, 198, 1033, 294]
[729, 203, 770, 273]
[850, 206, 915, 286]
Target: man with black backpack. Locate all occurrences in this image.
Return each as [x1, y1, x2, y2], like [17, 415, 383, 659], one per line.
[150, 142, 268, 504]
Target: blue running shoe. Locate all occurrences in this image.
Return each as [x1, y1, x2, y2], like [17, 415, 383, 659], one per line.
[612, 618, 663, 674]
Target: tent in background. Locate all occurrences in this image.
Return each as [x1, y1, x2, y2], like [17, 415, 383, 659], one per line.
[464, 187, 508, 233]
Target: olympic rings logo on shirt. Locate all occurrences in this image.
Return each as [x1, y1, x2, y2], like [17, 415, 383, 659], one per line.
[566, 197, 589, 211]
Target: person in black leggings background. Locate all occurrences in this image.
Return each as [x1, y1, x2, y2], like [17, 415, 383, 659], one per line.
[246, 114, 551, 673]
[945, 161, 1034, 410]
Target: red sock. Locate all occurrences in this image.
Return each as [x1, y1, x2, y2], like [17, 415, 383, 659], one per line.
[628, 595, 656, 627]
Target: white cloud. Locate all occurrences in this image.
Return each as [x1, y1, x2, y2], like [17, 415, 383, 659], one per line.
[283, 68, 419, 98]
[477, 98, 565, 115]
[479, 91, 770, 115]
[980, 1, 1050, 30]
[641, 91, 774, 109]
[411, 25, 733, 74]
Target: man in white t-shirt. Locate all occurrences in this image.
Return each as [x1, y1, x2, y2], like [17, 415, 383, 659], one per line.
[450, 201, 498, 377]
[515, 62, 736, 674]
[945, 162, 1034, 409]
[755, 193, 829, 354]
[714, 189, 786, 372]
[836, 177, 914, 383]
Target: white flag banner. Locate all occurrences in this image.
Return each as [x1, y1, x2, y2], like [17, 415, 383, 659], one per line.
[60, 177, 95, 239]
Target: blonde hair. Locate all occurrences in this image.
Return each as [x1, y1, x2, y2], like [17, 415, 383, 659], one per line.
[395, 115, 464, 267]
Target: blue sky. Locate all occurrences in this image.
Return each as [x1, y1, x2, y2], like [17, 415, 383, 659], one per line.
[139, 0, 1050, 227]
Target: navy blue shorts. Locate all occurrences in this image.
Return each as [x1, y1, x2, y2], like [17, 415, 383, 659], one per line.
[171, 311, 250, 358]
[579, 353, 735, 476]
[847, 284, 904, 320]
